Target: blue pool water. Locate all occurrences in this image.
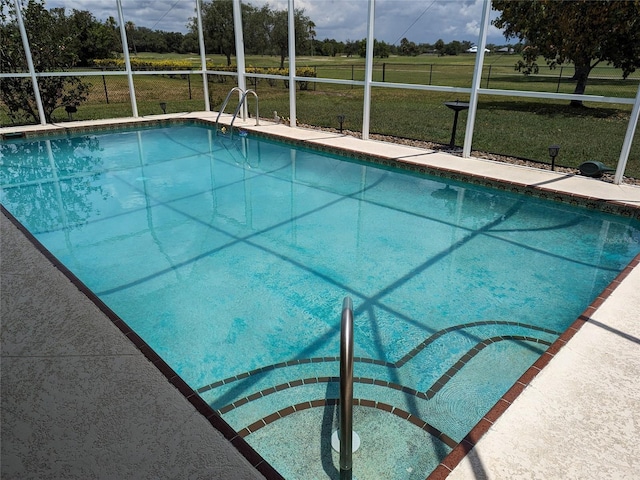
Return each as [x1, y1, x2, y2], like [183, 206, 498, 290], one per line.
[2, 123, 640, 478]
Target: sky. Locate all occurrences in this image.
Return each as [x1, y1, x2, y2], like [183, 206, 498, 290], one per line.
[43, 0, 508, 46]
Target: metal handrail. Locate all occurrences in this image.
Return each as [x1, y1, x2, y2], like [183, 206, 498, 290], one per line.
[214, 86, 243, 131]
[215, 87, 259, 138]
[339, 296, 354, 473]
[230, 89, 259, 137]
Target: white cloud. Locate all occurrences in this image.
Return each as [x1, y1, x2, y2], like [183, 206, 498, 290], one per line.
[41, 0, 505, 44]
[296, 0, 369, 41]
[43, 0, 195, 32]
[465, 20, 479, 37]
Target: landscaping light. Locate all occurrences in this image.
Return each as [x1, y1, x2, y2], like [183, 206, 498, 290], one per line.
[160, 102, 167, 114]
[337, 114, 346, 133]
[548, 145, 560, 171]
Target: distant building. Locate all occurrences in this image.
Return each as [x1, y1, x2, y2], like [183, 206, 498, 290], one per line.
[466, 45, 490, 53]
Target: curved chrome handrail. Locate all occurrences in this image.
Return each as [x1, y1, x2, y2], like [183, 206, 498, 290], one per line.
[230, 89, 260, 138]
[215, 87, 259, 138]
[339, 296, 354, 473]
[214, 86, 244, 129]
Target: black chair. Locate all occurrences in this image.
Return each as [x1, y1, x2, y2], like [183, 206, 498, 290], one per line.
[65, 105, 77, 120]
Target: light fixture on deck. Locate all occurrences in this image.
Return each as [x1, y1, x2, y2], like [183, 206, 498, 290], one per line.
[160, 102, 167, 114]
[548, 144, 560, 171]
[337, 114, 346, 133]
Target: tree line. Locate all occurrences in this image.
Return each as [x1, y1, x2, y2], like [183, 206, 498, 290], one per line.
[0, 0, 516, 69]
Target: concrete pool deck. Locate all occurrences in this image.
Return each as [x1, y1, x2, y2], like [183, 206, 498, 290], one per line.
[2, 114, 639, 479]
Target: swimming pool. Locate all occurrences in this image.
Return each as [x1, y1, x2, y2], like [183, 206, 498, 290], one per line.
[2, 123, 639, 479]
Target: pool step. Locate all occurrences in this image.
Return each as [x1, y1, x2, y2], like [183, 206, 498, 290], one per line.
[196, 321, 559, 413]
[244, 404, 455, 480]
[197, 358, 463, 444]
[196, 330, 557, 444]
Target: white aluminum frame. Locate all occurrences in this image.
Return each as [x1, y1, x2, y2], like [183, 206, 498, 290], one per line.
[116, 0, 138, 117]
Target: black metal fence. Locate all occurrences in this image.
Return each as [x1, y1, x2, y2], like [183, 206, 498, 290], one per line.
[308, 63, 640, 98]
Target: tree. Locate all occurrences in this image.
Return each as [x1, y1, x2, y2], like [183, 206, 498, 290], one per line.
[162, 31, 186, 53]
[344, 39, 359, 57]
[358, 39, 390, 58]
[434, 38, 445, 56]
[320, 39, 341, 57]
[67, 9, 119, 66]
[0, 0, 90, 124]
[306, 18, 316, 56]
[124, 21, 138, 54]
[195, 0, 260, 65]
[268, 9, 288, 67]
[128, 26, 169, 53]
[399, 37, 419, 56]
[376, 40, 390, 58]
[199, 0, 234, 65]
[180, 32, 199, 54]
[243, 4, 270, 55]
[492, 0, 640, 106]
[268, 8, 315, 68]
[417, 42, 432, 54]
[444, 40, 463, 56]
[104, 16, 122, 53]
[194, 0, 316, 68]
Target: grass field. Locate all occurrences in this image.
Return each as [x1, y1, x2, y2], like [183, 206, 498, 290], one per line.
[2, 53, 639, 178]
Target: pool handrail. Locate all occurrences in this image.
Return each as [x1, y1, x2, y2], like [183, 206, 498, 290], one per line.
[214, 87, 243, 130]
[215, 87, 259, 138]
[339, 296, 354, 473]
[229, 89, 259, 138]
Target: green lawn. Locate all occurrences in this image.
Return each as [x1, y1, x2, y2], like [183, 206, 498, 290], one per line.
[2, 53, 639, 178]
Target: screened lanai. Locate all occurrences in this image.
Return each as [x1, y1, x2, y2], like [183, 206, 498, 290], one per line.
[2, 0, 639, 182]
[2, 2, 640, 480]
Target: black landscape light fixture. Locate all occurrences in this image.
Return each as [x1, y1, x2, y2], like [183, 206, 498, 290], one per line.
[548, 144, 560, 171]
[337, 114, 346, 133]
[160, 102, 167, 114]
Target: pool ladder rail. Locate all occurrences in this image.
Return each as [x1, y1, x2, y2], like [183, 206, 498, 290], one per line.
[215, 87, 259, 139]
[338, 296, 358, 477]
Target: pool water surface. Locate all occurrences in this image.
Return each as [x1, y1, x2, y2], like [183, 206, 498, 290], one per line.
[2, 123, 639, 478]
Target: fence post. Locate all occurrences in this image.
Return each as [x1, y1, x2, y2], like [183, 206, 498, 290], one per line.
[102, 75, 110, 104]
[382, 62, 386, 82]
[429, 64, 433, 85]
[556, 66, 564, 93]
[351, 64, 354, 89]
[486, 65, 492, 89]
[188, 74, 192, 99]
